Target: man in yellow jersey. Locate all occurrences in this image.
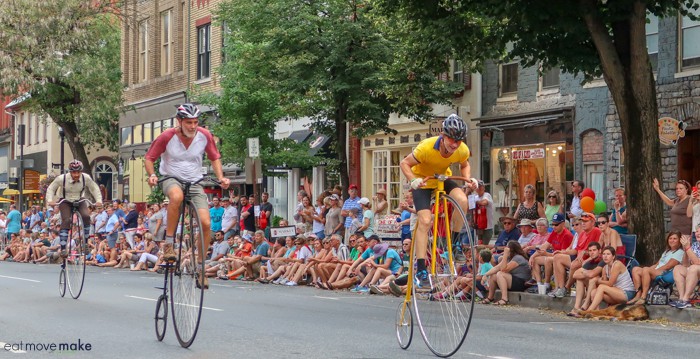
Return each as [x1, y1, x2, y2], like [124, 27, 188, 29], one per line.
[399, 114, 478, 287]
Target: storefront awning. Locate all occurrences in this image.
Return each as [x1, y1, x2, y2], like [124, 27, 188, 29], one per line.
[0, 197, 14, 203]
[2, 189, 41, 196]
[288, 129, 312, 143]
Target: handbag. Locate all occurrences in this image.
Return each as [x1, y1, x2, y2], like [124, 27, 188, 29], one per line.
[474, 204, 488, 230]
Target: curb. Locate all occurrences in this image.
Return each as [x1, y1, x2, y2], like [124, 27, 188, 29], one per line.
[505, 291, 700, 324]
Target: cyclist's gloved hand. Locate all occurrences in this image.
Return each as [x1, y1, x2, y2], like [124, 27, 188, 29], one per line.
[410, 178, 424, 190]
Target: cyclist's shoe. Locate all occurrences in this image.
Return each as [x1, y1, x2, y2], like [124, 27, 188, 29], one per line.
[196, 274, 209, 290]
[163, 245, 177, 262]
[415, 269, 431, 289]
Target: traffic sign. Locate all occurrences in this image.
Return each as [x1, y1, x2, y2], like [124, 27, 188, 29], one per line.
[247, 137, 260, 158]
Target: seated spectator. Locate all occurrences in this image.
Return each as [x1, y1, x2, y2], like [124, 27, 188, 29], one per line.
[597, 213, 625, 260]
[516, 219, 536, 247]
[344, 235, 381, 292]
[327, 234, 364, 285]
[522, 218, 549, 254]
[483, 241, 531, 305]
[363, 243, 403, 294]
[628, 231, 684, 304]
[671, 226, 700, 309]
[568, 242, 605, 315]
[115, 232, 145, 269]
[215, 234, 253, 279]
[131, 233, 159, 271]
[0, 233, 21, 261]
[257, 237, 286, 282]
[490, 214, 520, 253]
[36, 230, 62, 264]
[227, 230, 269, 280]
[582, 246, 636, 312]
[204, 231, 229, 272]
[529, 214, 573, 289]
[276, 235, 312, 285]
[433, 248, 492, 301]
[95, 240, 125, 268]
[550, 213, 601, 298]
[287, 237, 327, 286]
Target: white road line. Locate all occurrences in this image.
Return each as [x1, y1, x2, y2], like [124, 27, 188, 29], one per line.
[530, 321, 579, 324]
[0, 275, 41, 283]
[313, 296, 339, 301]
[0, 342, 27, 353]
[124, 295, 224, 312]
[465, 353, 516, 359]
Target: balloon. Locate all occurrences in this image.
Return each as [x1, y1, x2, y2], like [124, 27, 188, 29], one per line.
[594, 200, 607, 215]
[581, 188, 596, 200]
[580, 196, 595, 212]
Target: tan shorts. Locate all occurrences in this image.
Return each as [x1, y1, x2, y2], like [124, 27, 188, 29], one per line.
[161, 178, 209, 210]
[251, 261, 262, 275]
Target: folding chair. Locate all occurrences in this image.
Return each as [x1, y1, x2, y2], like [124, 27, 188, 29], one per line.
[617, 234, 640, 274]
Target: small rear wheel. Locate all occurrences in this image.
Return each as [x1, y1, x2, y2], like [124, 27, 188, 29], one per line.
[155, 294, 168, 341]
[58, 269, 66, 297]
[65, 214, 87, 299]
[396, 301, 413, 350]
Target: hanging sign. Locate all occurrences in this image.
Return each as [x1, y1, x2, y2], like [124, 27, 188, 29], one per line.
[658, 117, 686, 146]
[512, 148, 545, 160]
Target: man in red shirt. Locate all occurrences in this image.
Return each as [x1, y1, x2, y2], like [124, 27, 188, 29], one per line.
[529, 213, 573, 287]
[550, 213, 601, 298]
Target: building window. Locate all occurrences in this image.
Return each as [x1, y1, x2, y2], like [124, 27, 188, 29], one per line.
[43, 121, 48, 142]
[138, 19, 149, 82]
[161, 9, 173, 75]
[143, 122, 153, 143]
[34, 115, 39, 144]
[541, 66, 560, 90]
[452, 60, 464, 83]
[162, 118, 173, 129]
[680, 11, 700, 70]
[121, 127, 133, 146]
[197, 24, 211, 79]
[153, 120, 162, 137]
[27, 113, 32, 146]
[646, 14, 658, 71]
[499, 62, 518, 97]
[132, 124, 143, 144]
[94, 161, 117, 200]
[221, 22, 230, 64]
[372, 150, 401, 211]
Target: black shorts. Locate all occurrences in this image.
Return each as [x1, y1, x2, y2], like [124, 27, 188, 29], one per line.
[413, 179, 462, 212]
[510, 276, 527, 292]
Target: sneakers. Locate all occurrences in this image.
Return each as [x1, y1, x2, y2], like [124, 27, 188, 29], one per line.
[285, 281, 298, 286]
[548, 287, 567, 298]
[415, 269, 431, 289]
[675, 300, 692, 309]
[369, 285, 383, 295]
[388, 281, 403, 297]
[669, 300, 680, 307]
[196, 274, 209, 290]
[350, 285, 369, 293]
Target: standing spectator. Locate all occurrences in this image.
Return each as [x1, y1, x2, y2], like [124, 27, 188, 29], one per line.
[6, 204, 21, 239]
[0, 210, 6, 247]
[357, 197, 375, 238]
[239, 195, 256, 235]
[148, 203, 165, 241]
[259, 192, 273, 231]
[299, 194, 315, 234]
[29, 207, 42, 233]
[312, 197, 327, 239]
[686, 181, 700, 242]
[397, 192, 415, 241]
[473, 180, 494, 245]
[293, 190, 308, 224]
[122, 202, 139, 248]
[324, 194, 344, 237]
[608, 188, 628, 234]
[112, 199, 125, 221]
[567, 180, 584, 221]
[341, 184, 362, 243]
[105, 207, 120, 248]
[544, 191, 563, 224]
[221, 197, 239, 240]
[514, 184, 545, 221]
[94, 203, 108, 239]
[373, 188, 388, 216]
[653, 178, 693, 237]
[209, 196, 224, 234]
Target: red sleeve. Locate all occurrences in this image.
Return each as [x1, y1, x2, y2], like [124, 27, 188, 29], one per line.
[197, 127, 221, 161]
[145, 128, 178, 162]
[590, 228, 602, 243]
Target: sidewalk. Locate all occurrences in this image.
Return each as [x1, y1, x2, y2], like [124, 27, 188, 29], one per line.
[505, 291, 700, 324]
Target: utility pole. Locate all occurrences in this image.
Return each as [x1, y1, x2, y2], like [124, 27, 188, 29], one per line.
[17, 124, 25, 212]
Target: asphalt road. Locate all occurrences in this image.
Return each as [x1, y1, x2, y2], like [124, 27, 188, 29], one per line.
[1, 262, 699, 359]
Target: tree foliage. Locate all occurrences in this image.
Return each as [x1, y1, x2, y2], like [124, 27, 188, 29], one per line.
[211, 0, 461, 191]
[376, 0, 699, 264]
[0, 0, 124, 173]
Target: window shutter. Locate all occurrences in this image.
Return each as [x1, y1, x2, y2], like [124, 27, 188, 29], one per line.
[463, 73, 471, 90]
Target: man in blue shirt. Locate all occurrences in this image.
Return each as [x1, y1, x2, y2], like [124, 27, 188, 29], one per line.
[492, 215, 520, 253]
[341, 184, 362, 244]
[6, 204, 21, 238]
[209, 197, 224, 233]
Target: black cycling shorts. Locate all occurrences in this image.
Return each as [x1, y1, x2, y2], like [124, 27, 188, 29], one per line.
[412, 179, 461, 212]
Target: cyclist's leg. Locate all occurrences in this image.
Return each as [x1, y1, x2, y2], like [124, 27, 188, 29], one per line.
[77, 201, 92, 239]
[161, 179, 185, 242]
[412, 188, 433, 265]
[190, 185, 211, 265]
[446, 180, 471, 235]
[58, 202, 72, 252]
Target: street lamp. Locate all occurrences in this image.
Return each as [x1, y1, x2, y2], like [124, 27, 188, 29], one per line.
[58, 127, 65, 174]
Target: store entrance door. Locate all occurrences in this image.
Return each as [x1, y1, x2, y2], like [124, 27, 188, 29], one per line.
[678, 129, 700, 184]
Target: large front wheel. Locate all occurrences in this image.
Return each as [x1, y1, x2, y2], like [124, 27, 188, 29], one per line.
[412, 193, 476, 357]
[170, 201, 205, 348]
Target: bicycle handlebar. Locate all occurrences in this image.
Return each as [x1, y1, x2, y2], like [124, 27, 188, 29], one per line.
[157, 175, 222, 187]
[56, 198, 95, 206]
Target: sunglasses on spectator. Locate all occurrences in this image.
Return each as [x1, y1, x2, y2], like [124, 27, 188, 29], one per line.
[597, 221, 607, 225]
[573, 223, 581, 226]
[548, 195, 557, 198]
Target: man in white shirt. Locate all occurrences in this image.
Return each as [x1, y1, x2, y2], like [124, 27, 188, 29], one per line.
[221, 197, 239, 240]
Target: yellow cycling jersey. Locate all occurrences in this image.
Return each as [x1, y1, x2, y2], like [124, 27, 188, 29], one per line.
[411, 136, 470, 188]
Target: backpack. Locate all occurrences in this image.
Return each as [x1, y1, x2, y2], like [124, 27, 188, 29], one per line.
[474, 204, 488, 230]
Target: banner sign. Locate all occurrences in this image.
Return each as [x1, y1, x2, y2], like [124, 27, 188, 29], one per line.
[375, 214, 401, 239]
[270, 226, 296, 238]
[512, 148, 545, 160]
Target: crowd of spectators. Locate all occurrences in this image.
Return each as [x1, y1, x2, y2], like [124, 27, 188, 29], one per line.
[2, 178, 700, 315]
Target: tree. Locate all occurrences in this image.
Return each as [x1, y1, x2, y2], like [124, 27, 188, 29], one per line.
[376, 0, 699, 264]
[213, 0, 461, 195]
[0, 0, 124, 174]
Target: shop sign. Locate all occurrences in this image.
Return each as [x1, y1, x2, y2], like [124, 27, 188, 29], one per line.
[512, 148, 545, 160]
[375, 214, 401, 239]
[23, 169, 40, 190]
[270, 226, 296, 238]
[429, 120, 443, 137]
[658, 117, 686, 146]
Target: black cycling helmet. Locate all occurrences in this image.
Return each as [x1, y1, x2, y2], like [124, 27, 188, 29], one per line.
[442, 114, 467, 140]
[68, 160, 83, 172]
[176, 103, 200, 119]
